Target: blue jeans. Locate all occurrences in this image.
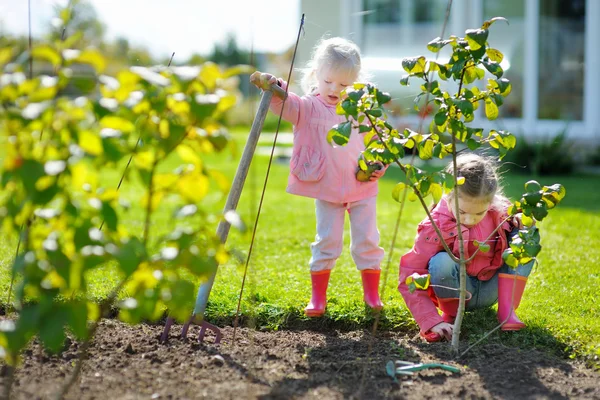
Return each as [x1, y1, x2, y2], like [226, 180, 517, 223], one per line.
[428, 252, 533, 310]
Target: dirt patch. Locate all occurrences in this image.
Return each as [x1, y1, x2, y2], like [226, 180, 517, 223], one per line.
[1, 320, 599, 399]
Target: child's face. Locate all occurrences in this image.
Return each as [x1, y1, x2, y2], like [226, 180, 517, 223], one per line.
[316, 67, 357, 105]
[449, 194, 491, 227]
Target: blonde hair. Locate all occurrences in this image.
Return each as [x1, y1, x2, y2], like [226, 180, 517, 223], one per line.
[300, 37, 365, 95]
[446, 153, 508, 210]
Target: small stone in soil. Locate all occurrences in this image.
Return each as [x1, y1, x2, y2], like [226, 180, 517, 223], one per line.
[211, 355, 225, 366]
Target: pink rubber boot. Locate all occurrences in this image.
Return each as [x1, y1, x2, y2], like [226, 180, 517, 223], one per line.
[361, 269, 383, 310]
[304, 270, 331, 317]
[497, 273, 528, 331]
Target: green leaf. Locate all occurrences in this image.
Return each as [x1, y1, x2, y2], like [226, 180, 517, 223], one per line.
[469, 46, 487, 61]
[433, 142, 443, 158]
[346, 88, 364, 102]
[434, 111, 447, 126]
[376, 90, 392, 105]
[456, 99, 474, 116]
[341, 98, 358, 118]
[191, 95, 219, 122]
[39, 309, 67, 353]
[164, 280, 197, 322]
[523, 191, 543, 206]
[482, 17, 509, 30]
[502, 249, 519, 269]
[541, 184, 567, 209]
[532, 203, 549, 220]
[101, 201, 118, 231]
[405, 272, 431, 291]
[474, 240, 491, 253]
[365, 109, 383, 118]
[327, 122, 352, 146]
[496, 78, 512, 96]
[67, 301, 89, 340]
[400, 75, 410, 86]
[115, 237, 146, 276]
[465, 29, 489, 51]
[482, 59, 504, 78]
[427, 37, 451, 53]
[467, 138, 481, 150]
[402, 56, 427, 75]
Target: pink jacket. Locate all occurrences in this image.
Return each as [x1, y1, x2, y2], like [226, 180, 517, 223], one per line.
[269, 81, 379, 203]
[398, 198, 514, 333]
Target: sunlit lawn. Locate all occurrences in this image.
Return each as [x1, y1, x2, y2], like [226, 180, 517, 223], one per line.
[0, 128, 598, 366]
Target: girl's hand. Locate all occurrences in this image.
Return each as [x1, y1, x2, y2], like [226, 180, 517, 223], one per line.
[430, 322, 453, 341]
[368, 162, 385, 181]
[250, 71, 278, 91]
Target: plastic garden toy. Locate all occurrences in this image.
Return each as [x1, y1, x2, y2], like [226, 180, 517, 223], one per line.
[386, 360, 460, 381]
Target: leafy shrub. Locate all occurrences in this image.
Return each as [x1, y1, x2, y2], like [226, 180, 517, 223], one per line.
[501, 130, 575, 175]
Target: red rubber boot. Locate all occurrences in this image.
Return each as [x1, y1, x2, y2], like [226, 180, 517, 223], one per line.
[438, 292, 472, 323]
[497, 273, 528, 331]
[304, 270, 331, 317]
[361, 269, 384, 310]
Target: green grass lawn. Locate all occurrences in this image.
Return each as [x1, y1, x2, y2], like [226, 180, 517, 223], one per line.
[0, 128, 598, 366]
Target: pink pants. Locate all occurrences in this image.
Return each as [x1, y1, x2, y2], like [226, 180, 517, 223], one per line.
[309, 196, 384, 272]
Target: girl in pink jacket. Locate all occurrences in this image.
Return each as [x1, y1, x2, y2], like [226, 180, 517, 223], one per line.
[399, 154, 533, 342]
[250, 37, 386, 317]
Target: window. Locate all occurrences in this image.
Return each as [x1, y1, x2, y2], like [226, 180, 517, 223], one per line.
[483, 0, 525, 118]
[361, 0, 447, 57]
[538, 0, 585, 120]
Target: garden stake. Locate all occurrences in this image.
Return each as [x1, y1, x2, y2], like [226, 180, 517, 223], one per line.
[160, 82, 287, 344]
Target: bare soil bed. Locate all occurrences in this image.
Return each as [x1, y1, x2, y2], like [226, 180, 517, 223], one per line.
[2, 319, 599, 399]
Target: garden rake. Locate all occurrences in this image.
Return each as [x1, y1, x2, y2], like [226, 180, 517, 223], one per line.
[160, 82, 287, 344]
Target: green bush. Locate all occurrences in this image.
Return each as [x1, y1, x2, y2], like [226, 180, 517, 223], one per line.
[501, 130, 575, 175]
[586, 145, 600, 166]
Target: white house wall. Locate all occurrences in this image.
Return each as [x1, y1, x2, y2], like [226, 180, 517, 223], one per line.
[298, 0, 600, 141]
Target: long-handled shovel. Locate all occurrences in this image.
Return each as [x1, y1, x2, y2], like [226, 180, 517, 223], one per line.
[160, 82, 287, 344]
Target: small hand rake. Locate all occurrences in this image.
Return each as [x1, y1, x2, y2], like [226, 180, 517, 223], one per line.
[160, 82, 287, 344]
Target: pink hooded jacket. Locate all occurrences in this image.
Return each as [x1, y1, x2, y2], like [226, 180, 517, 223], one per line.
[269, 81, 379, 203]
[398, 197, 514, 333]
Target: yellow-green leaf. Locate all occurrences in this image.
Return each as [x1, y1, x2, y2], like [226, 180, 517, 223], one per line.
[32, 45, 61, 67]
[457, 177, 466, 185]
[176, 145, 202, 167]
[0, 47, 13, 66]
[154, 173, 179, 191]
[134, 151, 155, 170]
[100, 116, 135, 133]
[392, 182, 408, 203]
[79, 130, 103, 156]
[222, 64, 254, 79]
[485, 98, 498, 120]
[177, 172, 209, 203]
[199, 62, 221, 91]
[216, 94, 237, 114]
[73, 49, 106, 73]
[486, 48, 504, 63]
[430, 183, 443, 203]
[209, 169, 230, 194]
